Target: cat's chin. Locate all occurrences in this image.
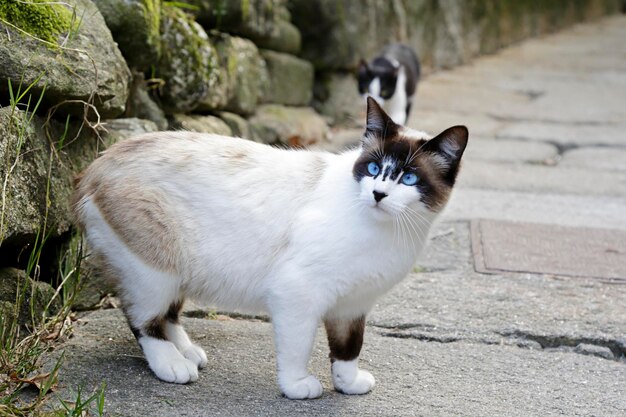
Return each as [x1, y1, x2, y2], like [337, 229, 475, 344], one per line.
[367, 205, 396, 222]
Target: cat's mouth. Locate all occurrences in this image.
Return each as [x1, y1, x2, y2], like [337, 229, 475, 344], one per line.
[367, 201, 398, 220]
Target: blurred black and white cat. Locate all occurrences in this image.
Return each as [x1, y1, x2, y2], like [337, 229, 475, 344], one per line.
[358, 43, 420, 125]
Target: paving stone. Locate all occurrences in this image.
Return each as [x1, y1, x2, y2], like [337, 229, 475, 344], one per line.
[471, 220, 626, 281]
[561, 147, 626, 172]
[463, 138, 558, 164]
[370, 268, 626, 340]
[497, 122, 626, 148]
[456, 161, 626, 197]
[407, 109, 504, 139]
[52, 309, 626, 417]
[413, 78, 531, 120]
[443, 189, 626, 231]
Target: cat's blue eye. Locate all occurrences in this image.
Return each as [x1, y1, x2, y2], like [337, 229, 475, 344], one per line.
[367, 162, 380, 176]
[401, 172, 419, 186]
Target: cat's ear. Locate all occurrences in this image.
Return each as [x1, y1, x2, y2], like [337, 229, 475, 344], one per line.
[423, 125, 469, 183]
[364, 96, 398, 143]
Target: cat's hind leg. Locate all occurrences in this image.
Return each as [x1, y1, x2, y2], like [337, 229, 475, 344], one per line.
[81, 197, 201, 383]
[163, 305, 208, 369]
[123, 291, 200, 384]
[324, 316, 375, 395]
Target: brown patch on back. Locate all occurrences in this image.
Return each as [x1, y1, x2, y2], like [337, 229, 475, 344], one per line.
[325, 316, 365, 362]
[92, 182, 182, 273]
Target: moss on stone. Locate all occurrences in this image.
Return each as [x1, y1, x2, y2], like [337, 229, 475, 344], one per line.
[0, 0, 74, 44]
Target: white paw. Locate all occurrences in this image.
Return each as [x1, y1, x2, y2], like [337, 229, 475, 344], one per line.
[334, 369, 375, 395]
[150, 356, 199, 384]
[280, 375, 323, 399]
[139, 337, 199, 384]
[332, 360, 375, 395]
[182, 344, 208, 369]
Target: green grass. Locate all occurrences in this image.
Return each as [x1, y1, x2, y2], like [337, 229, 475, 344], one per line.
[0, 76, 106, 416]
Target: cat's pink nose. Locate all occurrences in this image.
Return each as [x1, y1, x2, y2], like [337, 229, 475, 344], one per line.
[373, 191, 387, 202]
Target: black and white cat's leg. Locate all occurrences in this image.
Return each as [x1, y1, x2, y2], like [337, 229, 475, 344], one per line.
[119, 270, 203, 384]
[163, 302, 208, 369]
[324, 316, 375, 395]
[270, 299, 323, 399]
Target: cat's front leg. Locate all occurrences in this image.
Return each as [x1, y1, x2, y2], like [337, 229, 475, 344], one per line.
[324, 316, 375, 395]
[270, 305, 323, 399]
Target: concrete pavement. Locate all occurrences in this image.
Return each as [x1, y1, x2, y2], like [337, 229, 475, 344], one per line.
[50, 16, 626, 416]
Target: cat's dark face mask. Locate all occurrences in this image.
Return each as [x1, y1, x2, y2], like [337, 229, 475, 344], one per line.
[353, 97, 469, 218]
[357, 58, 399, 100]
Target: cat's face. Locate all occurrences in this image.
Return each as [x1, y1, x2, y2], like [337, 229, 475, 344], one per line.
[353, 97, 468, 221]
[357, 58, 399, 101]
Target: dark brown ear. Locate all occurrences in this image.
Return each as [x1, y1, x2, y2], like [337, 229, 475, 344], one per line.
[358, 58, 369, 72]
[423, 125, 469, 185]
[364, 96, 398, 142]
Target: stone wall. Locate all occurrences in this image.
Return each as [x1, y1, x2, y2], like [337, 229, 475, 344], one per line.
[0, 0, 620, 311]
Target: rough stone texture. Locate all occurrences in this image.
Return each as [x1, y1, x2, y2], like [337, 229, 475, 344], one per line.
[247, 20, 301, 55]
[310, 128, 362, 153]
[125, 73, 168, 130]
[463, 139, 558, 164]
[92, 0, 161, 71]
[155, 6, 222, 114]
[186, 0, 301, 54]
[0, 107, 158, 257]
[446, 189, 626, 232]
[497, 122, 626, 147]
[52, 309, 626, 416]
[288, 0, 621, 71]
[457, 161, 626, 198]
[67, 118, 159, 173]
[312, 73, 364, 127]
[0, 108, 74, 246]
[249, 105, 329, 146]
[472, 220, 626, 280]
[206, 33, 268, 115]
[217, 111, 252, 139]
[102, 118, 159, 143]
[560, 147, 626, 172]
[0, 0, 131, 119]
[170, 114, 232, 136]
[71, 255, 115, 311]
[261, 50, 313, 106]
[408, 109, 504, 138]
[370, 223, 626, 339]
[0, 268, 60, 323]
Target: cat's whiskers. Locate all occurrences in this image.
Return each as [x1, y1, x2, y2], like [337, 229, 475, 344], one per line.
[399, 211, 417, 253]
[402, 205, 431, 243]
[398, 210, 419, 254]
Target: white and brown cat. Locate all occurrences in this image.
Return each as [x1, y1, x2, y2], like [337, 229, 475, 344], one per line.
[72, 98, 468, 399]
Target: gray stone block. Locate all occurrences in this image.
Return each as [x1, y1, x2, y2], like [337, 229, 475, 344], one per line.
[261, 50, 313, 106]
